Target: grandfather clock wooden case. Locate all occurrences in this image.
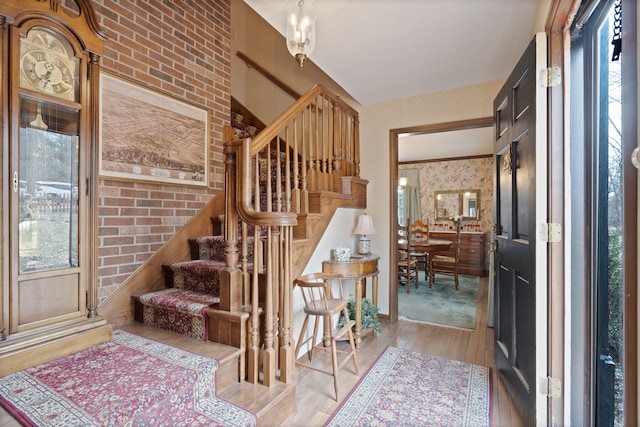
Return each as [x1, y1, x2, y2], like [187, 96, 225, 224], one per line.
[0, 0, 111, 375]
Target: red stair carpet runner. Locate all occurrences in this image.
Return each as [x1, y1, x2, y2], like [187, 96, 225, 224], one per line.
[0, 330, 256, 427]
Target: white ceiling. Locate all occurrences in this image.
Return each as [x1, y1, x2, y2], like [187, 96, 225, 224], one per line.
[243, 0, 538, 160]
[243, 0, 539, 106]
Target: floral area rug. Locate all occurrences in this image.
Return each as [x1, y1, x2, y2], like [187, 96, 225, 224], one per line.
[325, 346, 491, 427]
[0, 330, 256, 427]
[398, 273, 480, 330]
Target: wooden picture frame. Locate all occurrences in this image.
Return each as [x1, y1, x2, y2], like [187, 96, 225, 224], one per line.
[99, 72, 208, 186]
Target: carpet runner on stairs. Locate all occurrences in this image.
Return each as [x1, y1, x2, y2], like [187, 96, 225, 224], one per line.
[140, 288, 220, 340]
[137, 234, 246, 341]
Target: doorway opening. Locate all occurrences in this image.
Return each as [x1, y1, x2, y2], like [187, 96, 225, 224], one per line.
[388, 118, 492, 322]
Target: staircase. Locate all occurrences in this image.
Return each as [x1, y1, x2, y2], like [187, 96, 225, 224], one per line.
[100, 85, 366, 424]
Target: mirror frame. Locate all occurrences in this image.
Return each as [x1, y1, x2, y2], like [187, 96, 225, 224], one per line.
[434, 189, 481, 220]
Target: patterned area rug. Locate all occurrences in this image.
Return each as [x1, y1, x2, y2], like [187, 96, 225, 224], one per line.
[325, 346, 491, 427]
[0, 330, 256, 427]
[398, 273, 480, 330]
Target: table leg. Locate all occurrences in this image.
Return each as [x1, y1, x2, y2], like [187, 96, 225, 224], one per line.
[355, 277, 363, 348]
[372, 274, 378, 307]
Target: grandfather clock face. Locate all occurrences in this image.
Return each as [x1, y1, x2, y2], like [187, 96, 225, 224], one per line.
[19, 27, 79, 102]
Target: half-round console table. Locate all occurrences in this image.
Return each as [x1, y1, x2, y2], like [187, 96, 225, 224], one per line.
[322, 254, 379, 347]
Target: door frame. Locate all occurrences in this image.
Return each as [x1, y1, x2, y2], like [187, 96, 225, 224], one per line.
[545, 2, 574, 424]
[546, 0, 638, 424]
[388, 117, 493, 322]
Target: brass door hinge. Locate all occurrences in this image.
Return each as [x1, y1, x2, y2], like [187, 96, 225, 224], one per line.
[538, 223, 562, 243]
[539, 67, 561, 87]
[539, 376, 561, 398]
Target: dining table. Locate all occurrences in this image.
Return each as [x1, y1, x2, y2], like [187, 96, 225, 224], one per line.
[411, 238, 452, 253]
[399, 238, 452, 285]
[398, 238, 452, 253]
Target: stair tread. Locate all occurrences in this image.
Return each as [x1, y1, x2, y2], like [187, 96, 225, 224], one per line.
[171, 259, 226, 269]
[139, 288, 219, 313]
[116, 323, 241, 365]
[218, 374, 297, 422]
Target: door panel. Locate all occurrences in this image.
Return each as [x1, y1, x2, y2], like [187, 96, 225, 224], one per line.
[14, 273, 81, 326]
[493, 33, 548, 425]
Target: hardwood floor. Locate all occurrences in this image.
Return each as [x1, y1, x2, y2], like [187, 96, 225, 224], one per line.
[283, 275, 525, 427]
[0, 276, 524, 427]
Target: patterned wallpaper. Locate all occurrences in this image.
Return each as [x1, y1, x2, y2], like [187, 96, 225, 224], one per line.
[399, 157, 494, 233]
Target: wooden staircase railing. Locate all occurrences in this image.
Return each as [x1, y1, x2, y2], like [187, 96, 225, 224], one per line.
[222, 84, 360, 387]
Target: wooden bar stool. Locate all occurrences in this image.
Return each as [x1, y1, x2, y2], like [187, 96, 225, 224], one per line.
[294, 272, 359, 401]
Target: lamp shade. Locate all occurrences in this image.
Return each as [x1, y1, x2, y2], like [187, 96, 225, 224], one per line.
[284, 0, 319, 67]
[353, 213, 376, 236]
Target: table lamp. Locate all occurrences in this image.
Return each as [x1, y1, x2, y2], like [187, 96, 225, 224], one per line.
[353, 213, 376, 255]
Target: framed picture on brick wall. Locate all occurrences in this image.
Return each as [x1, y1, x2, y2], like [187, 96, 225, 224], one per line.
[99, 72, 208, 187]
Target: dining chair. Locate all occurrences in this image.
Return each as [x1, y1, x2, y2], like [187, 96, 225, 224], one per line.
[409, 219, 429, 277]
[398, 223, 418, 293]
[429, 224, 460, 290]
[294, 272, 359, 401]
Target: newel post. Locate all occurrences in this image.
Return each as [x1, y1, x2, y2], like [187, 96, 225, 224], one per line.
[220, 141, 243, 312]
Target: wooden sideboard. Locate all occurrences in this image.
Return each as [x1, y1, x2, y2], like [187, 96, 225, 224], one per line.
[428, 231, 485, 276]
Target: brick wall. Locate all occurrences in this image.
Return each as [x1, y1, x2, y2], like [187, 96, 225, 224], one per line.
[92, 0, 231, 302]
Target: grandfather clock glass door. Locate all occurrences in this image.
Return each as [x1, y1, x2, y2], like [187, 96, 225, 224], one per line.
[10, 26, 86, 334]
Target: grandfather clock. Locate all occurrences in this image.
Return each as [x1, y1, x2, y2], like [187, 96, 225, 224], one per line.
[0, 0, 111, 373]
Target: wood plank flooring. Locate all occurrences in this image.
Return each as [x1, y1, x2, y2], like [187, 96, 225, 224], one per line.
[0, 275, 524, 427]
[283, 275, 525, 427]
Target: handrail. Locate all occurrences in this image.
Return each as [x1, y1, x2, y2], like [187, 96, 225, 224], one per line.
[221, 84, 360, 388]
[236, 51, 301, 100]
[249, 84, 359, 156]
[225, 138, 298, 226]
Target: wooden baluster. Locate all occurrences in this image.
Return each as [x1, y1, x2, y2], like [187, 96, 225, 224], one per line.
[345, 114, 350, 173]
[266, 144, 272, 213]
[284, 132, 292, 213]
[241, 221, 249, 306]
[272, 227, 281, 372]
[332, 102, 343, 191]
[299, 113, 308, 213]
[313, 97, 324, 191]
[296, 113, 309, 213]
[325, 96, 333, 191]
[275, 136, 283, 212]
[290, 124, 301, 213]
[344, 112, 352, 176]
[346, 113, 352, 174]
[254, 153, 260, 211]
[279, 226, 294, 383]
[301, 110, 309, 190]
[306, 107, 313, 190]
[262, 227, 276, 387]
[322, 95, 329, 190]
[247, 225, 260, 383]
[316, 94, 324, 189]
[309, 103, 319, 191]
[354, 114, 360, 177]
[313, 96, 319, 190]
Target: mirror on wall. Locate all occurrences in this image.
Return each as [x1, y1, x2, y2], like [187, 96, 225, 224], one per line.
[434, 189, 480, 220]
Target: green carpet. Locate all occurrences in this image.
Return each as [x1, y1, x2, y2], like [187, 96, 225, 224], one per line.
[398, 272, 480, 330]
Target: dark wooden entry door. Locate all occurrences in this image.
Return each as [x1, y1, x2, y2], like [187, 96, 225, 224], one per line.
[493, 33, 548, 426]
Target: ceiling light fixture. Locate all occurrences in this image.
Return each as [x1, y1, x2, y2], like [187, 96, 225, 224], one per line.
[284, 0, 318, 67]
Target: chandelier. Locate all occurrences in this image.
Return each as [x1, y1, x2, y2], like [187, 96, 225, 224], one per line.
[284, 0, 319, 67]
